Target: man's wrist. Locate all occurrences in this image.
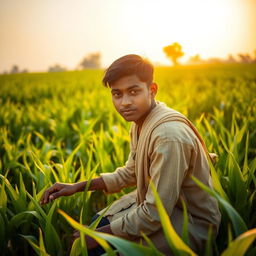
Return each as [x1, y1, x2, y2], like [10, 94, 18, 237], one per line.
[74, 181, 87, 192]
[96, 224, 113, 235]
[73, 177, 107, 193]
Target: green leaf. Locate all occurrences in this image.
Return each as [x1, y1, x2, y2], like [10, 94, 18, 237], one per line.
[63, 142, 83, 180]
[26, 191, 47, 219]
[208, 156, 229, 202]
[140, 232, 164, 256]
[220, 137, 247, 207]
[9, 211, 40, 231]
[0, 174, 19, 202]
[191, 176, 247, 236]
[46, 200, 57, 222]
[0, 213, 6, 251]
[242, 132, 249, 176]
[204, 225, 213, 256]
[19, 172, 27, 203]
[45, 201, 63, 255]
[149, 181, 197, 256]
[39, 227, 48, 255]
[0, 183, 7, 213]
[70, 237, 82, 256]
[221, 228, 256, 256]
[181, 198, 189, 246]
[21, 231, 50, 256]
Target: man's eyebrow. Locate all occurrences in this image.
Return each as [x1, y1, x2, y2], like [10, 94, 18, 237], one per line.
[127, 85, 140, 90]
[111, 85, 140, 93]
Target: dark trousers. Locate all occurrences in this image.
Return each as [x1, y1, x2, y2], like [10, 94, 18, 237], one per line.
[88, 214, 110, 256]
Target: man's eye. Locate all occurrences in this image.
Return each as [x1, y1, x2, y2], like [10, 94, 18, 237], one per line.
[113, 93, 121, 97]
[130, 90, 137, 95]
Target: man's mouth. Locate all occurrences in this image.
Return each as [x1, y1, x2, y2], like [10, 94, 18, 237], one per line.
[120, 109, 136, 115]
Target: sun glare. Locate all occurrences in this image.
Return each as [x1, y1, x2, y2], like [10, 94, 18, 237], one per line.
[119, 0, 250, 64]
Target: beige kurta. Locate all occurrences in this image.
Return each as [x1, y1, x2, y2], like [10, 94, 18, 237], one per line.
[99, 101, 221, 254]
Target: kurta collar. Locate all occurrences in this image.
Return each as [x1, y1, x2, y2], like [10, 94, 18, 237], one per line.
[133, 101, 164, 144]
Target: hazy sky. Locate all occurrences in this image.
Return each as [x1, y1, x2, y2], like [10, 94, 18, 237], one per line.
[0, 0, 255, 72]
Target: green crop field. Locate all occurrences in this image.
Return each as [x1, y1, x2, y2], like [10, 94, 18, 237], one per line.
[0, 63, 256, 255]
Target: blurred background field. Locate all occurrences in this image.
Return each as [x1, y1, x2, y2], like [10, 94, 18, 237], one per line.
[0, 63, 256, 255]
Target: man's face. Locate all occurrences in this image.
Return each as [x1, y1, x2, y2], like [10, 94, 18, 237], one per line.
[110, 75, 157, 125]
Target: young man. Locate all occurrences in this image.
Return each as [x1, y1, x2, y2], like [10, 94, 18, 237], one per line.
[40, 54, 221, 255]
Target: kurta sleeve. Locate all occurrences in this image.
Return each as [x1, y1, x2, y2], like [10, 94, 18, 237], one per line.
[110, 139, 193, 238]
[100, 150, 136, 193]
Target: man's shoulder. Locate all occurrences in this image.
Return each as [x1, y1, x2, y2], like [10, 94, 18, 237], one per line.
[151, 120, 197, 147]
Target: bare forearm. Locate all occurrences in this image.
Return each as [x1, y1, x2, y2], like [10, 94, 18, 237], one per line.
[75, 177, 107, 192]
[96, 224, 113, 235]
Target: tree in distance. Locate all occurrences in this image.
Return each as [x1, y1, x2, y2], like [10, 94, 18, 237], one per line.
[10, 65, 19, 74]
[48, 64, 67, 72]
[9, 65, 28, 74]
[163, 42, 184, 66]
[78, 52, 101, 69]
[187, 54, 202, 65]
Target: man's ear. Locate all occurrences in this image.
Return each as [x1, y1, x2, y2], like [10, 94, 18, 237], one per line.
[149, 83, 158, 97]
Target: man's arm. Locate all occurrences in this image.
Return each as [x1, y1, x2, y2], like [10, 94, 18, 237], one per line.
[99, 150, 136, 193]
[40, 177, 106, 205]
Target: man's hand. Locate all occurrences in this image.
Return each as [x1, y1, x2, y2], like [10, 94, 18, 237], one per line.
[40, 178, 107, 205]
[40, 182, 77, 205]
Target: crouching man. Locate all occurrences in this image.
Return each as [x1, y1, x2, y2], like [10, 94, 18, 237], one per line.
[40, 54, 221, 255]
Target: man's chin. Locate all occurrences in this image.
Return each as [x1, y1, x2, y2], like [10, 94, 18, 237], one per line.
[119, 113, 137, 122]
[122, 116, 135, 122]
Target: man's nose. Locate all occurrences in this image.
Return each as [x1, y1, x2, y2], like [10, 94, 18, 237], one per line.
[121, 94, 132, 106]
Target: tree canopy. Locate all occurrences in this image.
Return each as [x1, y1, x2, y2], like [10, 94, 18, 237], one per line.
[163, 42, 184, 65]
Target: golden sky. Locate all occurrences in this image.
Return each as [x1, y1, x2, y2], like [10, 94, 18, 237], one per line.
[0, 0, 255, 72]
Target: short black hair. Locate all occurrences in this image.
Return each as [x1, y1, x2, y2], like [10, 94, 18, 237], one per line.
[102, 54, 154, 87]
